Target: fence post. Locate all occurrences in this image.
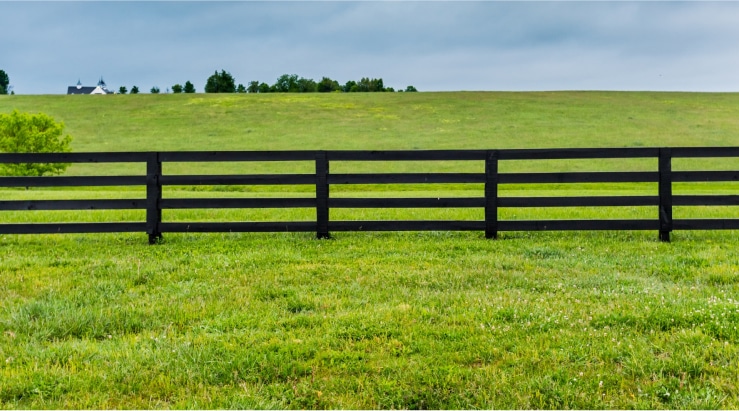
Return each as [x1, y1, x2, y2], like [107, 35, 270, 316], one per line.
[485, 150, 499, 239]
[658, 148, 673, 242]
[315, 151, 330, 239]
[146, 152, 163, 244]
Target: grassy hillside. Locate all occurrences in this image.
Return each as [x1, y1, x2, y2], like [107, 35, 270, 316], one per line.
[1, 92, 738, 409]
[2, 92, 739, 152]
[2, 92, 738, 176]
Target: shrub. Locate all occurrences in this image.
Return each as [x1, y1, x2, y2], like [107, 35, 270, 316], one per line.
[0, 110, 73, 176]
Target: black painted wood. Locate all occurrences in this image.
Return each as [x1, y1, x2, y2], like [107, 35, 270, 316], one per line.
[1, 148, 736, 242]
[485, 150, 499, 239]
[672, 171, 739, 182]
[146, 153, 163, 244]
[0, 152, 147, 163]
[0, 222, 146, 234]
[673, 219, 739, 230]
[499, 172, 657, 184]
[673, 195, 739, 206]
[0, 176, 145, 188]
[315, 152, 330, 239]
[0, 199, 146, 211]
[671, 147, 739, 158]
[498, 196, 658, 207]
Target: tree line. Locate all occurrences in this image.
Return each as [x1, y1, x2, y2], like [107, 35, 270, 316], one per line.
[123, 71, 418, 94]
[202, 71, 417, 94]
[0, 68, 417, 95]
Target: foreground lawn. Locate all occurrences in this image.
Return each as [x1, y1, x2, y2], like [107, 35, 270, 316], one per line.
[1, 230, 738, 409]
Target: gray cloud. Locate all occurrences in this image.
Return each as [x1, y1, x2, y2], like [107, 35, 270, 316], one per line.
[2, 1, 738, 94]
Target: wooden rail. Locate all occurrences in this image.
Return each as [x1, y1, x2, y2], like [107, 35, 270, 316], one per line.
[1, 148, 738, 243]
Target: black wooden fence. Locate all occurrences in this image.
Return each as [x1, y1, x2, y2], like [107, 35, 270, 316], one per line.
[1, 148, 738, 243]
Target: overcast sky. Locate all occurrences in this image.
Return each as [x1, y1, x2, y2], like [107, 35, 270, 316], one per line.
[3, 1, 739, 94]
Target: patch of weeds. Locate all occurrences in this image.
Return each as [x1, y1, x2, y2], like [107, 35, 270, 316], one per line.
[285, 297, 316, 314]
[523, 247, 566, 260]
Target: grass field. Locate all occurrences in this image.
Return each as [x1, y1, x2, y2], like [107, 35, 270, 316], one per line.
[1, 92, 738, 409]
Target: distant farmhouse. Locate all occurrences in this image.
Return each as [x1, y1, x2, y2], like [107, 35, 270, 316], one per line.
[67, 77, 113, 95]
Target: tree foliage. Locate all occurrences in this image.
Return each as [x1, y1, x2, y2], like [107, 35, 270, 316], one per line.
[0, 69, 8, 95]
[172, 84, 183, 93]
[183, 81, 196, 93]
[150, 86, 160, 94]
[0, 110, 73, 176]
[131, 86, 140, 94]
[317, 77, 341, 92]
[272, 74, 299, 93]
[205, 70, 236, 93]
[118, 86, 127, 94]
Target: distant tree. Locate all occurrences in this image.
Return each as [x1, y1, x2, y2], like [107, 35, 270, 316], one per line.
[385, 87, 395, 92]
[172, 84, 183, 93]
[131, 86, 140, 94]
[0, 110, 73, 176]
[0, 69, 9, 95]
[150, 86, 160, 94]
[405, 85, 418, 92]
[205, 70, 236, 93]
[296, 77, 317, 93]
[258, 82, 271, 93]
[247, 81, 260, 93]
[118, 86, 127, 94]
[342, 80, 357, 93]
[273, 74, 299, 93]
[183, 81, 196, 93]
[236, 83, 246, 93]
[317, 77, 341, 93]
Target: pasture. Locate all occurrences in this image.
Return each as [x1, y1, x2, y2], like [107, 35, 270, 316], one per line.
[1, 92, 738, 408]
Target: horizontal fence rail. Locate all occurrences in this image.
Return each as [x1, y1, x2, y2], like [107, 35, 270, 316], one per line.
[1, 148, 738, 243]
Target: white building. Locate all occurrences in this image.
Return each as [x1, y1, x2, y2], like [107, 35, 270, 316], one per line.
[67, 77, 113, 95]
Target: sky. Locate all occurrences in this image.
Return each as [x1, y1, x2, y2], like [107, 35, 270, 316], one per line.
[2, 1, 739, 94]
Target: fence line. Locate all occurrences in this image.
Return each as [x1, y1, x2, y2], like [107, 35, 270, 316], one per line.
[1, 148, 738, 243]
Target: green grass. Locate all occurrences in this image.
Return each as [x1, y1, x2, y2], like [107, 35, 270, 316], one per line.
[1, 92, 738, 408]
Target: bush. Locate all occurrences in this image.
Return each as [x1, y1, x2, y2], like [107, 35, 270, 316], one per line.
[0, 110, 73, 176]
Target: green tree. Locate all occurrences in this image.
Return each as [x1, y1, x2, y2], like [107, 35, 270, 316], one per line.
[343, 80, 357, 93]
[205, 70, 236, 93]
[172, 84, 183, 93]
[317, 77, 340, 93]
[150, 86, 160, 94]
[0, 69, 9, 95]
[183, 81, 196, 93]
[296, 77, 317, 93]
[0, 110, 73, 176]
[247, 81, 260, 93]
[405, 85, 418, 92]
[273, 74, 299, 93]
[258, 82, 271, 93]
[236, 83, 246, 93]
[131, 86, 140, 94]
[118, 86, 127, 94]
